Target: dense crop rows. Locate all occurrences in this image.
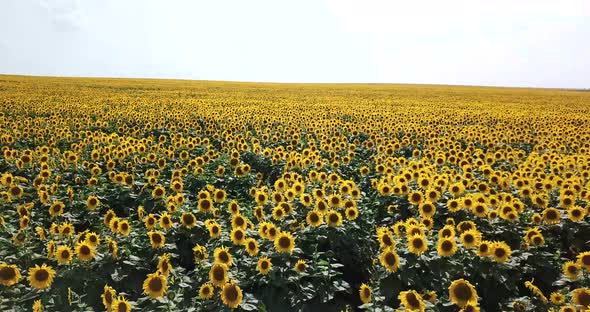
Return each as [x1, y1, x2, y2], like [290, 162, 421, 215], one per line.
[1, 75, 590, 311]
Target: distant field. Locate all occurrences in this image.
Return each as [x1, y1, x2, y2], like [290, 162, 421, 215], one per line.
[1, 75, 590, 311]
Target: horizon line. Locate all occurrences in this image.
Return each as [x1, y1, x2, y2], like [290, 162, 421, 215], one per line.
[0, 73, 587, 91]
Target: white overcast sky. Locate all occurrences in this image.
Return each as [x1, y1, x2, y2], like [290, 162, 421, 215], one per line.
[0, 0, 589, 88]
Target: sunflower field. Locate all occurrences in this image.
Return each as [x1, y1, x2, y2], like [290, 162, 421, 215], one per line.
[1, 75, 590, 312]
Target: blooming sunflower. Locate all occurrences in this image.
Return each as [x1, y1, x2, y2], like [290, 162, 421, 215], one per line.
[407, 235, 428, 255]
[274, 231, 295, 254]
[306, 210, 323, 227]
[33, 299, 42, 312]
[221, 281, 243, 309]
[75, 242, 95, 262]
[490, 241, 511, 263]
[257, 257, 272, 275]
[159, 212, 173, 231]
[379, 249, 400, 272]
[377, 230, 396, 250]
[158, 253, 172, 276]
[199, 283, 215, 299]
[294, 260, 307, 273]
[112, 296, 132, 312]
[325, 210, 343, 227]
[437, 237, 458, 257]
[144, 214, 157, 229]
[84, 232, 101, 246]
[230, 228, 246, 246]
[549, 292, 565, 305]
[101, 285, 117, 310]
[86, 195, 100, 210]
[476, 241, 492, 257]
[55, 245, 73, 265]
[459, 229, 481, 249]
[28, 264, 56, 290]
[244, 238, 259, 257]
[542, 207, 561, 224]
[563, 261, 581, 280]
[571, 288, 590, 307]
[148, 231, 166, 249]
[359, 283, 372, 304]
[577, 251, 590, 270]
[214, 246, 233, 267]
[0, 263, 21, 286]
[142, 272, 167, 299]
[398, 289, 425, 311]
[209, 263, 229, 287]
[449, 279, 478, 307]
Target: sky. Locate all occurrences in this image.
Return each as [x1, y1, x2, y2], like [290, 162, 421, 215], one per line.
[0, 0, 589, 88]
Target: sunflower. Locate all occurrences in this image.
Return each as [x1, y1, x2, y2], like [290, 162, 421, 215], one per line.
[86, 195, 100, 210]
[252, 254, 272, 275]
[75, 242, 95, 262]
[148, 231, 166, 249]
[244, 238, 259, 257]
[408, 235, 428, 255]
[325, 210, 343, 227]
[418, 201, 436, 218]
[571, 288, 590, 307]
[193, 244, 208, 262]
[143, 272, 167, 299]
[221, 281, 243, 309]
[33, 300, 42, 312]
[560, 261, 580, 280]
[112, 296, 132, 312]
[271, 206, 286, 221]
[577, 251, 590, 270]
[567, 206, 586, 222]
[447, 199, 462, 213]
[231, 214, 248, 230]
[55, 245, 73, 265]
[490, 241, 511, 263]
[59, 223, 74, 237]
[101, 285, 117, 310]
[84, 232, 101, 247]
[0, 263, 21, 286]
[359, 283, 372, 304]
[449, 279, 478, 307]
[294, 260, 307, 273]
[159, 212, 173, 231]
[158, 253, 172, 276]
[559, 305, 576, 312]
[230, 228, 246, 246]
[398, 290, 425, 311]
[459, 302, 480, 312]
[214, 246, 233, 267]
[438, 225, 455, 239]
[152, 186, 166, 199]
[437, 237, 458, 257]
[107, 239, 118, 259]
[49, 201, 65, 217]
[28, 263, 56, 290]
[378, 230, 396, 250]
[408, 191, 424, 206]
[144, 214, 157, 229]
[274, 231, 295, 254]
[460, 230, 481, 249]
[198, 198, 213, 213]
[179, 212, 197, 229]
[306, 210, 323, 227]
[207, 221, 221, 238]
[476, 241, 492, 257]
[345, 207, 359, 220]
[199, 283, 215, 299]
[209, 263, 229, 287]
[543, 207, 561, 224]
[548, 292, 565, 305]
[118, 219, 131, 236]
[379, 249, 400, 272]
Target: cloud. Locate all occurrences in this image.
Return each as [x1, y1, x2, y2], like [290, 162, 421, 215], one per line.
[39, 0, 87, 32]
